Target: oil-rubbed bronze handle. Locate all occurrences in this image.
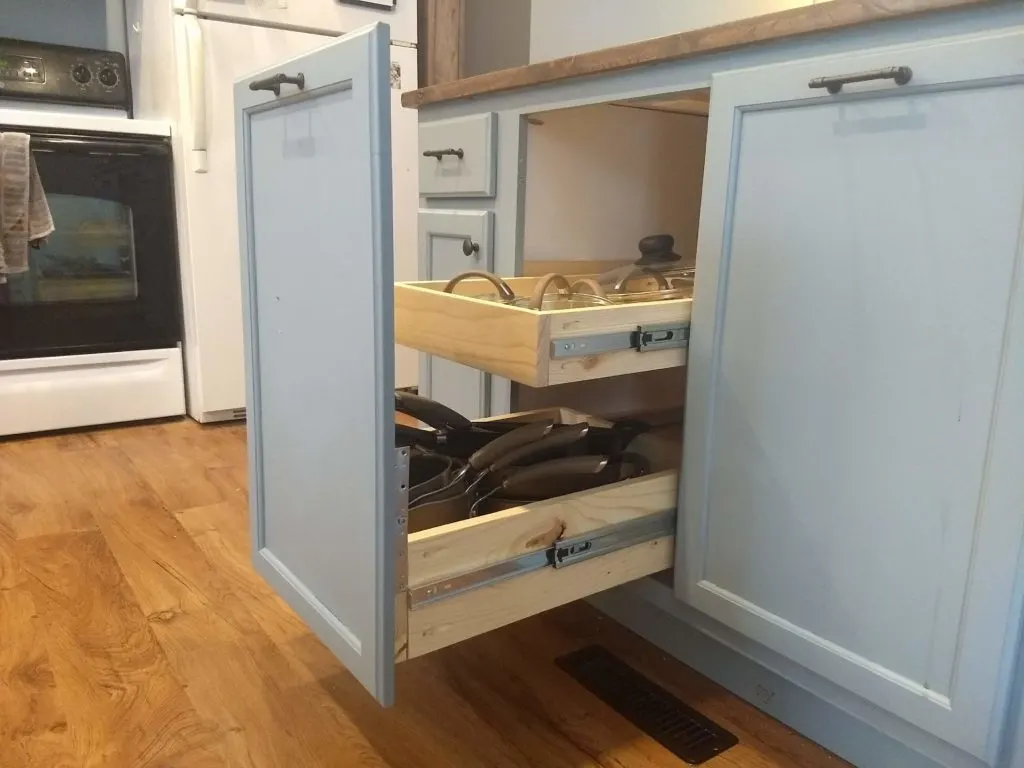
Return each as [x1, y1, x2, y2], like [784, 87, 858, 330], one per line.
[249, 72, 305, 97]
[809, 66, 912, 95]
[423, 147, 464, 160]
[462, 238, 479, 257]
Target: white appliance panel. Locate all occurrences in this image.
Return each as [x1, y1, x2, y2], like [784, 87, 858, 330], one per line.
[172, 7, 418, 420]
[0, 349, 186, 437]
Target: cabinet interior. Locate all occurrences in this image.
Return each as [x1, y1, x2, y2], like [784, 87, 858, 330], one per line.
[514, 88, 710, 423]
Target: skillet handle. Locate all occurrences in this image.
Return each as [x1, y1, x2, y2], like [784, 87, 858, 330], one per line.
[395, 391, 472, 432]
[488, 423, 590, 473]
[467, 420, 555, 471]
[500, 455, 610, 495]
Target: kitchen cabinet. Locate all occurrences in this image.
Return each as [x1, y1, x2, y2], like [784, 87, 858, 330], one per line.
[236, 24, 682, 707]
[239, 7, 1024, 766]
[417, 113, 497, 197]
[416, 210, 493, 419]
[679, 29, 1024, 763]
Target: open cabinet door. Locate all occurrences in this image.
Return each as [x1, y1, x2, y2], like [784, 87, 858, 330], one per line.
[235, 23, 398, 705]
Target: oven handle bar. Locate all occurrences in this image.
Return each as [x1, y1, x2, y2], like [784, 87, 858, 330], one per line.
[23, 134, 170, 155]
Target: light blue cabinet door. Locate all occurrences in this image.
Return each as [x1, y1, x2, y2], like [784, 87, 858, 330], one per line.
[417, 209, 493, 418]
[680, 29, 1024, 761]
[235, 23, 399, 705]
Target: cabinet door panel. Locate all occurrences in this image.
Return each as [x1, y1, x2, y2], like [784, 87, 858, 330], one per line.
[236, 24, 398, 705]
[681, 29, 1024, 760]
[417, 210, 492, 418]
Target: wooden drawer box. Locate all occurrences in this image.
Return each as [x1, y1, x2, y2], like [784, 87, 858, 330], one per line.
[396, 408, 679, 662]
[395, 275, 692, 387]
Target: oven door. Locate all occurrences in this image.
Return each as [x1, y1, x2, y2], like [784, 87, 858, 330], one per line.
[0, 127, 182, 359]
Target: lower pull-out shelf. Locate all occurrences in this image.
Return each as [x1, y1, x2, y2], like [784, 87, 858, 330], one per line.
[396, 408, 679, 662]
[250, 396, 678, 706]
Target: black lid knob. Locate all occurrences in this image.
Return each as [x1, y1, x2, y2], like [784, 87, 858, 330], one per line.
[639, 234, 674, 254]
[636, 234, 680, 266]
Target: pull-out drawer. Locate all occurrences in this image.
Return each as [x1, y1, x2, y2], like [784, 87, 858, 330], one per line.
[396, 409, 679, 662]
[396, 275, 692, 387]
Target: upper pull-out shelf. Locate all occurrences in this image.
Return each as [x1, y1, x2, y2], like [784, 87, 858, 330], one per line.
[395, 274, 692, 387]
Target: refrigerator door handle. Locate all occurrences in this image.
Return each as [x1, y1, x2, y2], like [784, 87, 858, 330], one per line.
[180, 2, 208, 173]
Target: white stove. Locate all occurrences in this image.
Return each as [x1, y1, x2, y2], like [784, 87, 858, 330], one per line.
[0, 42, 185, 437]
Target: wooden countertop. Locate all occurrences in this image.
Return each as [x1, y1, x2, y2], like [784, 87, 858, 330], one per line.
[402, 0, 998, 108]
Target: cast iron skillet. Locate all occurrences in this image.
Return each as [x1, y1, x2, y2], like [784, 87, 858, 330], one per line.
[407, 420, 565, 531]
[395, 391, 649, 461]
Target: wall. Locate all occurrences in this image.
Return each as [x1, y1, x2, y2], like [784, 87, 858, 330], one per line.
[463, 0, 531, 76]
[523, 103, 707, 265]
[529, 0, 820, 62]
[0, 0, 122, 51]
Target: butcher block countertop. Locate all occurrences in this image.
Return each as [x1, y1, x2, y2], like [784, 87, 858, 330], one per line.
[401, 0, 1002, 108]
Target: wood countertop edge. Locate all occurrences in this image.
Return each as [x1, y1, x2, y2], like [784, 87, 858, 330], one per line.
[401, 0, 999, 109]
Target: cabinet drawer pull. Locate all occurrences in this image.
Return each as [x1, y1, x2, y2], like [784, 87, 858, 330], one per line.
[809, 66, 912, 95]
[461, 238, 480, 257]
[249, 72, 305, 97]
[423, 147, 465, 160]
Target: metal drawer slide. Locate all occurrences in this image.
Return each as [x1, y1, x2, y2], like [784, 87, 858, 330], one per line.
[408, 509, 675, 608]
[551, 323, 689, 359]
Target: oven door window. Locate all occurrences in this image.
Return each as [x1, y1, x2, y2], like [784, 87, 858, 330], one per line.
[6, 195, 139, 304]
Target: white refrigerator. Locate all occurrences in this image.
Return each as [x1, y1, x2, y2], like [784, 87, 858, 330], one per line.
[128, 0, 419, 422]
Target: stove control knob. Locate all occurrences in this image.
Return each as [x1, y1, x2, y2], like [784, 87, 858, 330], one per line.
[71, 64, 92, 84]
[98, 67, 119, 88]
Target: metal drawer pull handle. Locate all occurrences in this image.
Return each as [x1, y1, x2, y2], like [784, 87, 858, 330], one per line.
[809, 66, 912, 95]
[462, 238, 480, 256]
[423, 147, 464, 160]
[249, 72, 306, 97]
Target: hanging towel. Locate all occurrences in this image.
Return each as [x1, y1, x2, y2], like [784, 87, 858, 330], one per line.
[0, 132, 55, 282]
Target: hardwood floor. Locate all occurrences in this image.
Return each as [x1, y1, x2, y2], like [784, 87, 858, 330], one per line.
[0, 418, 847, 767]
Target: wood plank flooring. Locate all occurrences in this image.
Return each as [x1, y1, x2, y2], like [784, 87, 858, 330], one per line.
[0, 418, 848, 767]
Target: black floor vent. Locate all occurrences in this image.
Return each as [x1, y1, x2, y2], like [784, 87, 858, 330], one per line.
[556, 645, 739, 765]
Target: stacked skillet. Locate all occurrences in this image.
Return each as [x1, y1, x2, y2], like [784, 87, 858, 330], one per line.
[395, 392, 651, 531]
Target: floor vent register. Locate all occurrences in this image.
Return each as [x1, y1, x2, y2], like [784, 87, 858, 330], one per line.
[556, 645, 739, 765]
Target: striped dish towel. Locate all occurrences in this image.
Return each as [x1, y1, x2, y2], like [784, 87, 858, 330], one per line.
[0, 132, 55, 283]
